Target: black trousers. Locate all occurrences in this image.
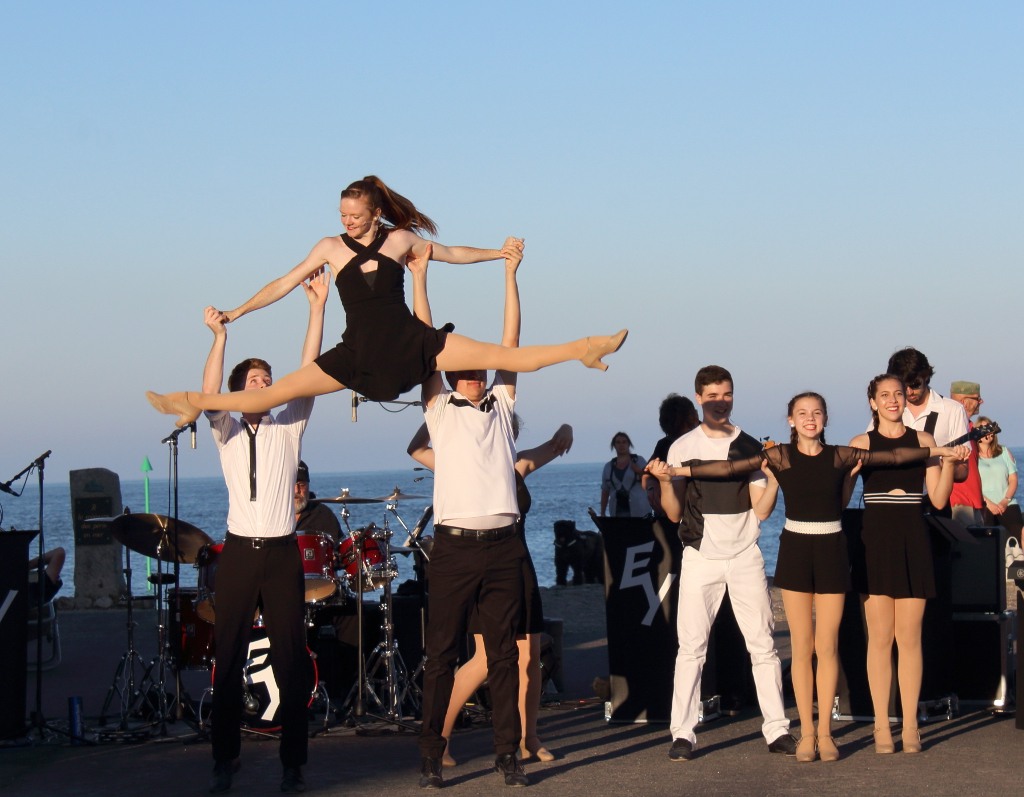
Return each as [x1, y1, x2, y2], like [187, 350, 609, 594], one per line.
[211, 534, 310, 768]
[419, 532, 526, 757]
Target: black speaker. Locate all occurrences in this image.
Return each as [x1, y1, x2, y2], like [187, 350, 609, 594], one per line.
[951, 526, 1006, 612]
[951, 613, 1012, 703]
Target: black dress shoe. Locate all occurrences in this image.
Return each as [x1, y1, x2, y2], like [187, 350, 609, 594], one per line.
[668, 738, 693, 761]
[767, 733, 797, 755]
[419, 758, 443, 789]
[721, 695, 746, 716]
[281, 767, 305, 793]
[494, 753, 529, 787]
[209, 759, 240, 794]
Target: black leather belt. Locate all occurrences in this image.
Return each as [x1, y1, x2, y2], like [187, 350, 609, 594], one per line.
[434, 524, 516, 541]
[226, 532, 296, 549]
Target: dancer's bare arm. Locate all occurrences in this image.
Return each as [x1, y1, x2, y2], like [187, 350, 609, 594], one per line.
[516, 424, 573, 478]
[495, 240, 523, 398]
[922, 432, 969, 508]
[407, 422, 435, 470]
[299, 267, 330, 367]
[202, 307, 228, 394]
[407, 244, 433, 327]
[647, 460, 685, 523]
[222, 238, 335, 322]
[751, 470, 779, 521]
[406, 233, 524, 265]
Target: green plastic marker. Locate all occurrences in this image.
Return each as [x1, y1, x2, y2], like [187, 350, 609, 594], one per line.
[141, 456, 153, 591]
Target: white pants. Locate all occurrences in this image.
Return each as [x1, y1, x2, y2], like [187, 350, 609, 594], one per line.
[669, 544, 789, 746]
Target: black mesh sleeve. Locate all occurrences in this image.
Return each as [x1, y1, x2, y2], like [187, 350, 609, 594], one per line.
[687, 451, 769, 480]
[833, 445, 931, 470]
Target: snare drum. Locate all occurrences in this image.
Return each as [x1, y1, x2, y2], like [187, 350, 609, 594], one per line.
[337, 532, 398, 591]
[195, 542, 224, 623]
[211, 623, 319, 731]
[169, 588, 215, 670]
[296, 532, 337, 602]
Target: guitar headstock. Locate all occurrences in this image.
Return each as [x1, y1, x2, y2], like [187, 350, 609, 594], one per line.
[761, 436, 777, 450]
[971, 422, 1001, 440]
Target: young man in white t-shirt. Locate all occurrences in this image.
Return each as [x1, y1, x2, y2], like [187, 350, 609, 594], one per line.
[409, 240, 529, 789]
[648, 365, 794, 761]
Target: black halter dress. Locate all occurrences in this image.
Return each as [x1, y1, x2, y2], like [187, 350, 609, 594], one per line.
[313, 230, 453, 402]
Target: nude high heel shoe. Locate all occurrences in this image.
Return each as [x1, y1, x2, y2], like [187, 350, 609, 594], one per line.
[795, 735, 817, 762]
[146, 391, 202, 427]
[902, 727, 922, 754]
[817, 735, 840, 762]
[581, 330, 628, 371]
[873, 727, 895, 755]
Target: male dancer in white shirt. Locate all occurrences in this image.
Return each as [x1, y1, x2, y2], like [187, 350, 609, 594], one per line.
[648, 365, 794, 761]
[202, 269, 329, 794]
[410, 240, 530, 788]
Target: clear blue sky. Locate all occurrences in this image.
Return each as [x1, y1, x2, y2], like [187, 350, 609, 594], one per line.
[1, 2, 1021, 486]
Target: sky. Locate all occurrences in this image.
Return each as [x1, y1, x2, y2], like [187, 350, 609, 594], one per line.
[1, 2, 1021, 488]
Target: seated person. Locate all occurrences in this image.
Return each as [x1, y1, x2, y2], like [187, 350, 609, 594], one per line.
[294, 460, 343, 544]
[28, 546, 65, 604]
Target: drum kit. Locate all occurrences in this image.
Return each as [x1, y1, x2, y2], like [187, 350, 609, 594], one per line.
[95, 486, 431, 739]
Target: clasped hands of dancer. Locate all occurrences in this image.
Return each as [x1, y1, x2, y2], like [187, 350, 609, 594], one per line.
[644, 443, 971, 481]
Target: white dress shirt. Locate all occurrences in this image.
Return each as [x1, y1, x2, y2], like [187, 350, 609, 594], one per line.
[206, 397, 313, 538]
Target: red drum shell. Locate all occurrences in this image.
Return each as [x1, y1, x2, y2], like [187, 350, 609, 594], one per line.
[169, 587, 215, 670]
[296, 532, 337, 602]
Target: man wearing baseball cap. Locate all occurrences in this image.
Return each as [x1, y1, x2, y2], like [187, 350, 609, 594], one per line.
[949, 381, 985, 526]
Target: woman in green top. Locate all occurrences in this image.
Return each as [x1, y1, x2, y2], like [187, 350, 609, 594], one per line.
[977, 416, 1021, 539]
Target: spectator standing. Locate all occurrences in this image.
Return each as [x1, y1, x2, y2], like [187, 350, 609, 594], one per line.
[976, 416, 1021, 538]
[949, 381, 985, 526]
[600, 433, 648, 517]
[646, 395, 700, 515]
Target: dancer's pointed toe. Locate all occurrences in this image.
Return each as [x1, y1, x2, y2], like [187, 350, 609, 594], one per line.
[146, 391, 201, 427]
[582, 329, 628, 371]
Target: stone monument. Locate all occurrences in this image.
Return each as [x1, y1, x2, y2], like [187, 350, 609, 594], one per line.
[69, 468, 126, 607]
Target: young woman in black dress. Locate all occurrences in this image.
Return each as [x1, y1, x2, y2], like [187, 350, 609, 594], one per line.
[147, 177, 626, 425]
[848, 375, 964, 755]
[647, 391, 960, 762]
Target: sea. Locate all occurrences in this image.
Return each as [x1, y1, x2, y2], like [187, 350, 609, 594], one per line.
[3, 454, 1022, 597]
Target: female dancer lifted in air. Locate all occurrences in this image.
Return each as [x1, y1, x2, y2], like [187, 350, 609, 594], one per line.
[147, 176, 627, 424]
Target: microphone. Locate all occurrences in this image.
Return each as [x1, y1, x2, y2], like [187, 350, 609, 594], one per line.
[351, 390, 359, 423]
[0, 481, 17, 496]
[190, 422, 197, 450]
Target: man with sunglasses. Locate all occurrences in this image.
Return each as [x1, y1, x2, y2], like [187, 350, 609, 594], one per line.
[885, 349, 970, 514]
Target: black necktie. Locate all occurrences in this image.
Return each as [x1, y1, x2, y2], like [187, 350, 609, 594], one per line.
[243, 422, 258, 501]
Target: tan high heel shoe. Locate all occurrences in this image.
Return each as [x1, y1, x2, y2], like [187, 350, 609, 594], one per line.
[902, 727, 922, 754]
[581, 330, 628, 371]
[873, 727, 895, 755]
[521, 737, 555, 762]
[795, 735, 817, 762]
[817, 735, 840, 762]
[146, 391, 202, 427]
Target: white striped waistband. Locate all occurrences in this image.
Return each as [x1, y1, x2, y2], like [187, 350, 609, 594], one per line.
[784, 520, 842, 535]
[864, 492, 924, 505]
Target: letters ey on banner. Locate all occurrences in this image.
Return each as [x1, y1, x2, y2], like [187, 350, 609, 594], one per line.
[592, 513, 683, 723]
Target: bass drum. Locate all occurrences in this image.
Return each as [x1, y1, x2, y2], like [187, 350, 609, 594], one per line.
[211, 623, 319, 731]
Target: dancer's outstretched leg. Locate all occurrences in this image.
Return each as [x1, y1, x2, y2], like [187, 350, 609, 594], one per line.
[147, 362, 345, 427]
[434, 330, 627, 374]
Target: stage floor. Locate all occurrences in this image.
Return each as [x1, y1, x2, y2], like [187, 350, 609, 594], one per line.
[2, 702, 1021, 796]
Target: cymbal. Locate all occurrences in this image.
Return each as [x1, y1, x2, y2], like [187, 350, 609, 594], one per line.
[110, 513, 213, 564]
[376, 487, 428, 501]
[310, 489, 384, 505]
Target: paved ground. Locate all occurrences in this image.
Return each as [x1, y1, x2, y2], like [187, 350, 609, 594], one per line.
[7, 588, 1022, 796]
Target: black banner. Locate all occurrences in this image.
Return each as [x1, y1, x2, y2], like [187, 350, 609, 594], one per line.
[594, 515, 682, 723]
[0, 531, 38, 739]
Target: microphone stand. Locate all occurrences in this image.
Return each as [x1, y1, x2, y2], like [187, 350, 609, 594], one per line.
[5, 451, 93, 744]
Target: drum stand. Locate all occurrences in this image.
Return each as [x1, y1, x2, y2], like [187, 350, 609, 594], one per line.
[98, 537, 160, 733]
[338, 524, 418, 732]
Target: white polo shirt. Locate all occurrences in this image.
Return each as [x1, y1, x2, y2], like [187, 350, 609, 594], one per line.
[425, 375, 518, 527]
[206, 397, 312, 538]
[864, 389, 968, 446]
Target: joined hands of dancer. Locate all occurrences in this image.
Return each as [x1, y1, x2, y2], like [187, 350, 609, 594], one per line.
[147, 176, 627, 426]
